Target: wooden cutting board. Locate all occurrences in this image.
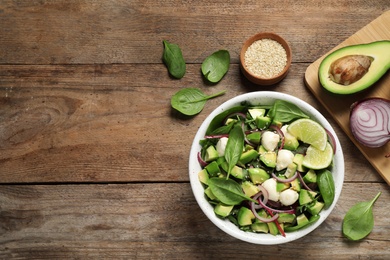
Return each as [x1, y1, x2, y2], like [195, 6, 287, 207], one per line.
[305, 10, 390, 185]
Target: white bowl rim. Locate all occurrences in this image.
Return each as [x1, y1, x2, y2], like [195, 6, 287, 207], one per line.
[189, 91, 344, 245]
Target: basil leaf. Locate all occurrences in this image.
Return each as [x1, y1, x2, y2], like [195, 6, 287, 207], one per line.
[162, 40, 186, 79]
[342, 192, 381, 241]
[268, 100, 309, 123]
[224, 124, 244, 178]
[171, 88, 225, 116]
[317, 169, 335, 208]
[201, 50, 230, 83]
[208, 177, 256, 205]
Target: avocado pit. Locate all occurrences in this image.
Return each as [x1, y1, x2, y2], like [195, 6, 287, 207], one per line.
[329, 55, 373, 85]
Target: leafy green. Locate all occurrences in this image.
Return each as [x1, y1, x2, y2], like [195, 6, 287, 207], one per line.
[268, 100, 309, 123]
[171, 88, 225, 116]
[342, 192, 381, 241]
[162, 40, 186, 79]
[208, 177, 256, 205]
[224, 124, 244, 179]
[317, 169, 335, 208]
[205, 106, 246, 135]
[201, 50, 230, 83]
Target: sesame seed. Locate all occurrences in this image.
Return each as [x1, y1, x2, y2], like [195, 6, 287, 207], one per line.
[244, 39, 287, 79]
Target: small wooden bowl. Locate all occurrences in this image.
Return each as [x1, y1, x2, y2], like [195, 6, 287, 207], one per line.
[240, 32, 292, 86]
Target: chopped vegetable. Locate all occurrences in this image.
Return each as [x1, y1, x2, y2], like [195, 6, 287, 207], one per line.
[349, 97, 390, 151]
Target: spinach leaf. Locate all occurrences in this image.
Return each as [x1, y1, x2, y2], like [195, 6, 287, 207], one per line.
[342, 192, 381, 241]
[224, 124, 244, 179]
[201, 50, 230, 83]
[171, 88, 225, 116]
[317, 169, 335, 208]
[208, 177, 256, 205]
[268, 100, 309, 123]
[162, 40, 186, 79]
[205, 106, 246, 135]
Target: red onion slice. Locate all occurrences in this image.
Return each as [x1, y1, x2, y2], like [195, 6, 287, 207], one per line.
[197, 152, 208, 167]
[272, 171, 298, 183]
[350, 97, 390, 148]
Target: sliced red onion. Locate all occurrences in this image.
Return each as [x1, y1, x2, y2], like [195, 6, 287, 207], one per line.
[204, 134, 229, 139]
[297, 172, 313, 192]
[197, 152, 208, 167]
[272, 171, 298, 183]
[250, 188, 279, 223]
[257, 194, 295, 214]
[350, 97, 390, 148]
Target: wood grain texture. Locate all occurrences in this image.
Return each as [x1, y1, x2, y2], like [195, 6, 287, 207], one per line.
[0, 0, 388, 64]
[0, 63, 381, 183]
[1, 183, 389, 259]
[305, 11, 390, 184]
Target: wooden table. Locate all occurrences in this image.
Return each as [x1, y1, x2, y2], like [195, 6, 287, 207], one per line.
[1, 1, 389, 259]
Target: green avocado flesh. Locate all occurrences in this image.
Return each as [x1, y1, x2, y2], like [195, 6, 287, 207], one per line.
[318, 41, 390, 94]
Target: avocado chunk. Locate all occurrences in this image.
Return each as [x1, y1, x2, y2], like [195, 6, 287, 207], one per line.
[260, 151, 277, 168]
[293, 153, 306, 172]
[283, 133, 300, 151]
[299, 189, 318, 205]
[204, 145, 219, 162]
[251, 221, 269, 233]
[230, 165, 247, 179]
[256, 116, 272, 130]
[241, 181, 260, 197]
[198, 169, 210, 185]
[277, 213, 296, 224]
[318, 41, 390, 94]
[303, 169, 317, 183]
[204, 187, 218, 201]
[205, 161, 220, 177]
[214, 203, 234, 218]
[248, 167, 270, 184]
[246, 131, 261, 145]
[237, 207, 255, 226]
[307, 200, 325, 215]
[239, 149, 259, 165]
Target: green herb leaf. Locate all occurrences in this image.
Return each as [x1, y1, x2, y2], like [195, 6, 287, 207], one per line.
[205, 106, 246, 135]
[201, 50, 230, 83]
[224, 124, 244, 179]
[171, 88, 225, 116]
[208, 177, 256, 205]
[162, 40, 186, 79]
[342, 192, 381, 241]
[317, 169, 335, 208]
[268, 100, 309, 123]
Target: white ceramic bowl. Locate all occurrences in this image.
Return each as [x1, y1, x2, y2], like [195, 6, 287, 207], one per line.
[189, 91, 344, 245]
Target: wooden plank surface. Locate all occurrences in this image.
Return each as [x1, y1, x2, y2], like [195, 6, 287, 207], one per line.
[0, 0, 389, 259]
[1, 183, 389, 259]
[305, 11, 390, 184]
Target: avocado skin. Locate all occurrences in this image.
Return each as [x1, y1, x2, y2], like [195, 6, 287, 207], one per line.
[318, 41, 390, 95]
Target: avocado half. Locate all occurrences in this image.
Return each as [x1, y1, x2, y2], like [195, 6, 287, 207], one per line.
[318, 41, 390, 95]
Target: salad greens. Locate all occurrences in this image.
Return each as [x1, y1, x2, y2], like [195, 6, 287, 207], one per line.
[224, 124, 245, 179]
[197, 100, 336, 236]
[201, 50, 230, 83]
[162, 40, 186, 79]
[342, 192, 381, 241]
[209, 178, 257, 205]
[171, 88, 226, 116]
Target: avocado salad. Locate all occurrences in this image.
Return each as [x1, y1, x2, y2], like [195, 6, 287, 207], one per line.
[197, 100, 336, 236]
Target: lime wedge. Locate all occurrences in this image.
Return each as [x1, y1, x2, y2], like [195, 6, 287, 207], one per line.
[287, 118, 327, 151]
[302, 142, 333, 170]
